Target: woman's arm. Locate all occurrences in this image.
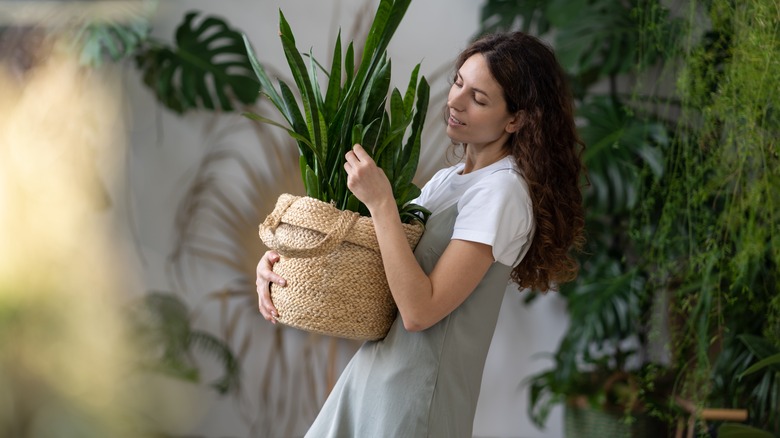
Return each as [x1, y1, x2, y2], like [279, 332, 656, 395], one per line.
[345, 145, 494, 331]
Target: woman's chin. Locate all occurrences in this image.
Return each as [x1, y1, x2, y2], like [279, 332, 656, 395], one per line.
[445, 127, 464, 144]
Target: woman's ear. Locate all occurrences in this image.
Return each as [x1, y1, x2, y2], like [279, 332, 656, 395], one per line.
[505, 111, 523, 134]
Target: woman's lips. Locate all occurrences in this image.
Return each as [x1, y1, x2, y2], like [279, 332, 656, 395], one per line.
[448, 115, 465, 126]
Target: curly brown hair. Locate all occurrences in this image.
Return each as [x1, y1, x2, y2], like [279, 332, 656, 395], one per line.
[454, 31, 586, 292]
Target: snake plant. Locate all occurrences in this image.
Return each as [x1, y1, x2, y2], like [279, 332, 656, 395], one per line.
[242, 0, 429, 224]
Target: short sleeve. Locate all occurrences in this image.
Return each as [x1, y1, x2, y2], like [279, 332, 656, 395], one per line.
[411, 167, 446, 207]
[411, 165, 462, 214]
[452, 170, 534, 266]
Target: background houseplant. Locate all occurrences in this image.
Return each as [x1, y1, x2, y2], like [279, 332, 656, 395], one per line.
[478, 0, 677, 433]
[645, 0, 779, 434]
[478, 0, 780, 435]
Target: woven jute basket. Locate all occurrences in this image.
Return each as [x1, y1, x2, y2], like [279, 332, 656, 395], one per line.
[258, 194, 424, 341]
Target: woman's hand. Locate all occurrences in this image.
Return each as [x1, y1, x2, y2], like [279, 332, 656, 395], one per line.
[344, 144, 394, 213]
[256, 250, 285, 324]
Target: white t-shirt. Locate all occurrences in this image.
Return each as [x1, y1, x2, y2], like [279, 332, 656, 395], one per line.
[413, 156, 535, 267]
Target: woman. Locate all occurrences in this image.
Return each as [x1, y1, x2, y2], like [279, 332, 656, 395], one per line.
[256, 31, 585, 437]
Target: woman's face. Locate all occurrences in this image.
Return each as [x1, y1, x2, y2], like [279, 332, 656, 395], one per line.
[446, 53, 518, 148]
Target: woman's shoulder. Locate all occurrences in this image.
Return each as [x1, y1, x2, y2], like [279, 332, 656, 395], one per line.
[473, 159, 530, 197]
[430, 162, 464, 182]
[420, 163, 463, 192]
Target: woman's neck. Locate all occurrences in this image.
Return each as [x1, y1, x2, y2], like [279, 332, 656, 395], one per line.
[461, 143, 509, 174]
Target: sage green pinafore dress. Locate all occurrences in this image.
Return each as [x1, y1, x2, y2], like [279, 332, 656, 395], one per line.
[304, 202, 517, 438]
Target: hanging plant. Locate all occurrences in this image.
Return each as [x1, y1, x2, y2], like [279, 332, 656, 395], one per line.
[643, 0, 780, 432]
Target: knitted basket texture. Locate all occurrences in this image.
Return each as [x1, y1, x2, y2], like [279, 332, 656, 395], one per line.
[259, 193, 424, 340]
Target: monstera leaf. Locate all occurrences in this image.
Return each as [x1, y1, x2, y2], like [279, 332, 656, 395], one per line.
[479, 0, 680, 92]
[579, 96, 667, 215]
[478, 0, 550, 35]
[135, 11, 259, 114]
[79, 19, 151, 67]
[549, 0, 678, 78]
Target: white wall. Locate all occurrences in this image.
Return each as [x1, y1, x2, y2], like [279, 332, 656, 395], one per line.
[120, 1, 567, 437]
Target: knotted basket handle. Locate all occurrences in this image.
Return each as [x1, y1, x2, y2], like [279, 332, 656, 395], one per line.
[261, 194, 297, 231]
[260, 196, 360, 259]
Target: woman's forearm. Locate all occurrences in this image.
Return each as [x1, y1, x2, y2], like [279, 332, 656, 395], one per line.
[345, 144, 493, 330]
[368, 199, 434, 330]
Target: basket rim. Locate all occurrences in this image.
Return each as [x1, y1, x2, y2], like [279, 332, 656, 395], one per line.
[265, 193, 424, 251]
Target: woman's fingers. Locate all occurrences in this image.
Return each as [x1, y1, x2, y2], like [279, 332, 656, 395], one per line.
[351, 143, 371, 161]
[344, 144, 393, 210]
[256, 250, 285, 324]
[344, 144, 374, 169]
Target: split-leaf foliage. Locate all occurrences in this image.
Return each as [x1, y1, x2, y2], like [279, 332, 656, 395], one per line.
[135, 11, 260, 114]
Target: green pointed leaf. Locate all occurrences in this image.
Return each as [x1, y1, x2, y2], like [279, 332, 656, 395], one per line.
[277, 8, 295, 44]
[344, 41, 355, 89]
[395, 149, 418, 194]
[740, 334, 780, 360]
[351, 124, 363, 146]
[399, 200, 429, 225]
[396, 76, 429, 183]
[362, 113, 386, 160]
[345, 194, 360, 213]
[378, 0, 412, 54]
[357, 56, 391, 123]
[403, 63, 420, 112]
[244, 34, 285, 112]
[308, 48, 325, 111]
[242, 112, 313, 150]
[278, 81, 309, 147]
[304, 164, 320, 199]
[324, 31, 343, 120]
[276, 12, 330, 174]
[389, 87, 405, 132]
[361, 0, 392, 68]
[740, 353, 780, 378]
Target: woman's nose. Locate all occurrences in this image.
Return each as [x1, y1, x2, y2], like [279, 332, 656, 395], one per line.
[448, 88, 465, 111]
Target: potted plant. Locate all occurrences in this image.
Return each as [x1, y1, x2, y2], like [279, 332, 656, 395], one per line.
[242, 0, 429, 341]
[525, 276, 673, 437]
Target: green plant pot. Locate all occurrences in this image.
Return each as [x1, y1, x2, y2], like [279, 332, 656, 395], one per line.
[564, 405, 666, 438]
